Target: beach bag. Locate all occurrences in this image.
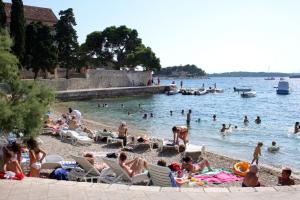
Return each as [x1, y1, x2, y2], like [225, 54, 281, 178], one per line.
[137, 137, 145, 143]
[49, 168, 69, 180]
[106, 153, 118, 159]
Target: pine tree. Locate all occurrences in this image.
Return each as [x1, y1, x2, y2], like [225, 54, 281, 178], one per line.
[10, 0, 25, 62]
[0, 0, 6, 28]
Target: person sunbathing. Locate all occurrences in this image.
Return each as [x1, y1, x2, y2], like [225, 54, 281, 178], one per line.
[181, 156, 212, 173]
[1, 150, 24, 180]
[69, 116, 80, 130]
[27, 138, 47, 177]
[242, 165, 261, 187]
[118, 152, 147, 177]
[83, 153, 108, 172]
[278, 167, 295, 186]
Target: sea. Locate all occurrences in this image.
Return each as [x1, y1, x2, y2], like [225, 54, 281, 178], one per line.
[56, 77, 300, 172]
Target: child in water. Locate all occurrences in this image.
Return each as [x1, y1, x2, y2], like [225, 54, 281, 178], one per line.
[251, 142, 263, 165]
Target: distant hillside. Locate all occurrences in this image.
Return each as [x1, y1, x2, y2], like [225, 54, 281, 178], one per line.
[209, 71, 293, 77]
[156, 65, 206, 77]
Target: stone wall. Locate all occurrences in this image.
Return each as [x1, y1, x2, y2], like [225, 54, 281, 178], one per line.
[37, 69, 152, 91]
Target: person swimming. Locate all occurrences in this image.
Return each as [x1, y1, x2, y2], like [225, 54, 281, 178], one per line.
[244, 115, 249, 124]
[213, 114, 216, 121]
[294, 122, 299, 134]
[220, 124, 231, 133]
[143, 113, 148, 119]
[255, 116, 261, 124]
[170, 110, 173, 116]
[267, 141, 280, 152]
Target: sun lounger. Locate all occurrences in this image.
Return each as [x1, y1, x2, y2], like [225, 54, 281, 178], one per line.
[147, 164, 176, 187]
[101, 157, 149, 185]
[68, 155, 109, 183]
[183, 144, 205, 162]
[157, 139, 179, 153]
[41, 155, 64, 170]
[60, 130, 93, 145]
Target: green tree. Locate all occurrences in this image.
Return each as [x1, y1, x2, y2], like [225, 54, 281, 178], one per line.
[55, 8, 78, 79]
[102, 26, 142, 69]
[0, 29, 55, 138]
[24, 22, 57, 79]
[0, 0, 6, 28]
[10, 0, 25, 62]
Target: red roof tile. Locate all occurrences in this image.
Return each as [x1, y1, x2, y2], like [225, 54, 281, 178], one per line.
[4, 2, 57, 25]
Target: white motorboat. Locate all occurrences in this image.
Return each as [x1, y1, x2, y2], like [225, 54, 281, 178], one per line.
[264, 77, 275, 80]
[194, 89, 207, 95]
[241, 91, 256, 98]
[166, 83, 179, 95]
[276, 80, 290, 95]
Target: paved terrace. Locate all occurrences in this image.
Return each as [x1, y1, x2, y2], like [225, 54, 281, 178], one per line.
[1, 178, 300, 200]
[56, 86, 169, 101]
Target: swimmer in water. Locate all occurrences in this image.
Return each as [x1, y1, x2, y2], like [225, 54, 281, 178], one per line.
[170, 110, 173, 116]
[150, 113, 153, 118]
[294, 122, 299, 134]
[244, 115, 249, 124]
[181, 110, 184, 115]
[220, 124, 231, 133]
[267, 141, 279, 152]
[143, 113, 148, 119]
[255, 116, 261, 124]
[213, 114, 216, 121]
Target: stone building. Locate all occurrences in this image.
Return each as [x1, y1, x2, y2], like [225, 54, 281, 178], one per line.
[4, 2, 57, 28]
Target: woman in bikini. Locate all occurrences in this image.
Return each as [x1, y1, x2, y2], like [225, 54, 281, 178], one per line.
[181, 156, 212, 173]
[172, 126, 189, 146]
[27, 138, 46, 177]
[118, 152, 147, 177]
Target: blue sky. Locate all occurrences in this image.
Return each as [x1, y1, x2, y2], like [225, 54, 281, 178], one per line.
[10, 0, 300, 73]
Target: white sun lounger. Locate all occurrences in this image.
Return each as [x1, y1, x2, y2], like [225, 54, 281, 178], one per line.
[147, 164, 176, 187]
[41, 154, 64, 170]
[157, 139, 179, 153]
[101, 157, 149, 185]
[60, 130, 93, 145]
[68, 155, 110, 183]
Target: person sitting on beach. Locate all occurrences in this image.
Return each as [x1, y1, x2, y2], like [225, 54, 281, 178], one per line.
[3, 142, 22, 165]
[68, 116, 80, 130]
[242, 165, 261, 187]
[1, 150, 24, 180]
[181, 156, 212, 173]
[157, 159, 167, 167]
[68, 108, 82, 124]
[27, 138, 47, 177]
[278, 167, 295, 186]
[172, 126, 189, 146]
[118, 122, 128, 146]
[118, 152, 147, 177]
[244, 115, 249, 124]
[220, 124, 231, 133]
[255, 116, 261, 124]
[83, 153, 108, 172]
[294, 122, 299, 134]
[251, 142, 263, 165]
[267, 141, 280, 153]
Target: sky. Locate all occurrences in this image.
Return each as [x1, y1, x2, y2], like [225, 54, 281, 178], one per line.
[9, 0, 300, 73]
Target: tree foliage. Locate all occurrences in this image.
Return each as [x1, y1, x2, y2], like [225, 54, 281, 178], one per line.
[24, 22, 57, 79]
[55, 8, 78, 78]
[0, 0, 6, 28]
[0, 29, 55, 138]
[10, 0, 25, 62]
[157, 64, 206, 77]
[83, 26, 161, 71]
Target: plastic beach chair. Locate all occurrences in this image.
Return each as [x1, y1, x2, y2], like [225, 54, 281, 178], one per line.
[147, 164, 175, 187]
[101, 157, 149, 185]
[41, 154, 64, 169]
[68, 155, 109, 183]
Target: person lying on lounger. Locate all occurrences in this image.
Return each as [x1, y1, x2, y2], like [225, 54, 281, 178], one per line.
[83, 153, 108, 172]
[181, 156, 212, 173]
[118, 152, 147, 177]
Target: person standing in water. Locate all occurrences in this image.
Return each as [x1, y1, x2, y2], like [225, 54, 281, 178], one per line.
[244, 115, 249, 124]
[180, 80, 183, 89]
[186, 109, 192, 125]
[294, 122, 299, 134]
[255, 116, 261, 124]
[213, 114, 217, 121]
[220, 124, 231, 133]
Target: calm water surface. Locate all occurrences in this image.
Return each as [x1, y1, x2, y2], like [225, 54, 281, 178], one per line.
[56, 77, 300, 172]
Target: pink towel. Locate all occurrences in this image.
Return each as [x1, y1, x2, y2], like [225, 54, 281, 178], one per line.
[194, 171, 242, 184]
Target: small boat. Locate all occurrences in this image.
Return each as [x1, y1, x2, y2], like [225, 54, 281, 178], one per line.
[194, 89, 207, 95]
[166, 83, 179, 95]
[241, 91, 256, 98]
[206, 88, 224, 93]
[289, 75, 300, 78]
[233, 87, 252, 92]
[276, 80, 290, 95]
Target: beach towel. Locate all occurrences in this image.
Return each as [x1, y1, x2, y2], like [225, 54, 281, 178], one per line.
[199, 167, 232, 175]
[194, 171, 242, 184]
[0, 171, 25, 180]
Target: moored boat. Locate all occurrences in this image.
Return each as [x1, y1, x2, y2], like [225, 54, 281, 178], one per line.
[276, 80, 290, 95]
[241, 91, 256, 98]
[233, 87, 252, 92]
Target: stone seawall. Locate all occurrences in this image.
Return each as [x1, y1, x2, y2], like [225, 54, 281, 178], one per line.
[56, 86, 168, 101]
[37, 69, 152, 91]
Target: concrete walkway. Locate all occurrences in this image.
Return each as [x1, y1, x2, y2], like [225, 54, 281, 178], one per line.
[1, 178, 300, 200]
